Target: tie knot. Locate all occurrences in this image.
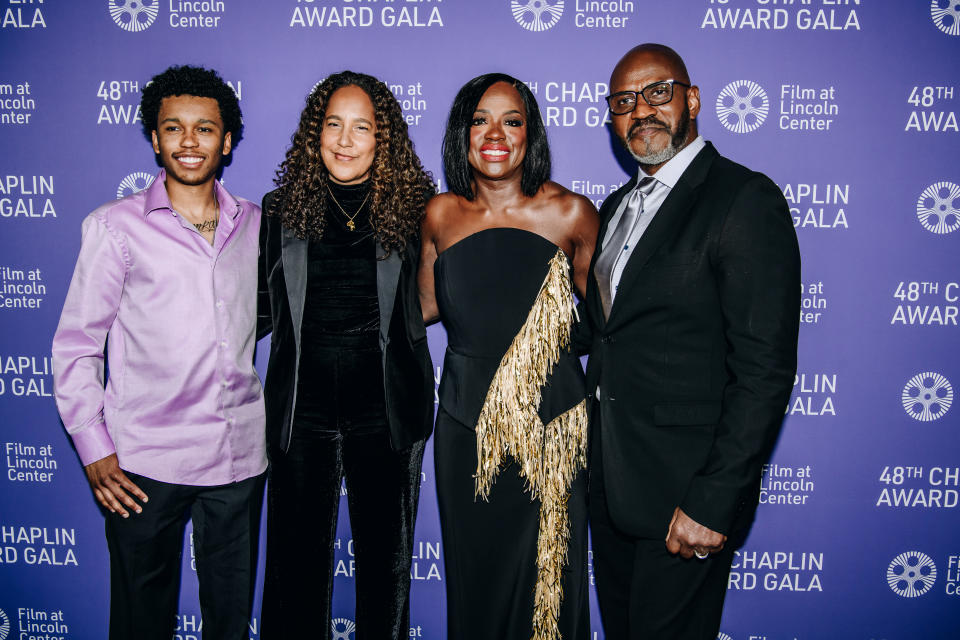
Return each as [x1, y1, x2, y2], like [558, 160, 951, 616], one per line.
[636, 176, 658, 196]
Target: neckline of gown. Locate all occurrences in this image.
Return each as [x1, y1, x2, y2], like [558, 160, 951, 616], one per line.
[436, 227, 569, 263]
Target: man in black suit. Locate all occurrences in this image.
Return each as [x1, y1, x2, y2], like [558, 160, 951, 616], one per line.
[584, 44, 801, 639]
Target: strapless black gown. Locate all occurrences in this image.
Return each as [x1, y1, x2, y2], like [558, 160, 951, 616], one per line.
[434, 227, 590, 640]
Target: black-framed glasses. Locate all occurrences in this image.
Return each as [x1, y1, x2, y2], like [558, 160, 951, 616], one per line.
[605, 80, 691, 115]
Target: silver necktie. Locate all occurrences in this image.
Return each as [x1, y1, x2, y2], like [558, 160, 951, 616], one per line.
[594, 176, 657, 319]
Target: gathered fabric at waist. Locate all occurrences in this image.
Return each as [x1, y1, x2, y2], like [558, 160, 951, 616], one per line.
[295, 333, 386, 433]
[301, 330, 380, 352]
[437, 346, 585, 431]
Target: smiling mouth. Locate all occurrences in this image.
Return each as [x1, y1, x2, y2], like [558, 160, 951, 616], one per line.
[479, 146, 509, 160]
[174, 154, 205, 167]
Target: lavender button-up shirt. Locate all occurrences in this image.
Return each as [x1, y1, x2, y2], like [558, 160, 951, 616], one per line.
[52, 170, 267, 486]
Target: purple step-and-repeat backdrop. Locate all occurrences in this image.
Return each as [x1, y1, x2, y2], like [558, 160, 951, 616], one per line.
[1, 1, 959, 638]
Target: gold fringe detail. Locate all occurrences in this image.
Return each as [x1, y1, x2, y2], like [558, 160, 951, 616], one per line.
[474, 248, 589, 640]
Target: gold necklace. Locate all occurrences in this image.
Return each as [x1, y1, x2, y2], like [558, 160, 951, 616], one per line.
[326, 183, 369, 231]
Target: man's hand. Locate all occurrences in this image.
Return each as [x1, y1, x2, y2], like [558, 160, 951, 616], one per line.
[84, 454, 148, 518]
[665, 507, 727, 559]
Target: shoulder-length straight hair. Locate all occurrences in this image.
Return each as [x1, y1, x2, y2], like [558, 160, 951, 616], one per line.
[442, 73, 551, 200]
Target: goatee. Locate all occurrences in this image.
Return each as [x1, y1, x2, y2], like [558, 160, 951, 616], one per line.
[628, 104, 691, 166]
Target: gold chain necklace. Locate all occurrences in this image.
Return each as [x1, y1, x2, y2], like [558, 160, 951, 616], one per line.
[326, 183, 369, 231]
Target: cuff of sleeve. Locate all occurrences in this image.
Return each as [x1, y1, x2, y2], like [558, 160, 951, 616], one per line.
[681, 480, 739, 537]
[72, 420, 116, 467]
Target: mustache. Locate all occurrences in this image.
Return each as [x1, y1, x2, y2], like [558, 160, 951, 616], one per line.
[628, 117, 670, 138]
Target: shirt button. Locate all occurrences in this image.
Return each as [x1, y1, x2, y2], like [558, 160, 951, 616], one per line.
[219, 340, 228, 348]
[221, 380, 229, 388]
[216, 300, 224, 309]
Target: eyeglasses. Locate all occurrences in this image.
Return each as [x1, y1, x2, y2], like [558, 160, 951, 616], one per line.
[605, 80, 691, 115]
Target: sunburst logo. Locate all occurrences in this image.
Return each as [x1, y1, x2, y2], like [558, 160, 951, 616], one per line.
[117, 172, 156, 199]
[716, 80, 769, 134]
[511, 0, 564, 32]
[902, 372, 953, 422]
[917, 181, 960, 234]
[109, 0, 159, 32]
[0, 608, 10, 640]
[887, 551, 937, 597]
[931, 0, 960, 36]
[331, 618, 356, 640]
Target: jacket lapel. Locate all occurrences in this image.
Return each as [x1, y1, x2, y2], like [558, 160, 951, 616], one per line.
[376, 242, 401, 350]
[605, 144, 717, 327]
[281, 226, 308, 351]
[279, 228, 402, 352]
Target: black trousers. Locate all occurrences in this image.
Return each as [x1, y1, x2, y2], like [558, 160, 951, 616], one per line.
[261, 425, 425, 640]
[105, 471, 265, 640]
[589, 406, 735, 640]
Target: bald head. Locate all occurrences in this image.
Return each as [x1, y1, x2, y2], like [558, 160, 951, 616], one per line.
[611, 43, 690, 86]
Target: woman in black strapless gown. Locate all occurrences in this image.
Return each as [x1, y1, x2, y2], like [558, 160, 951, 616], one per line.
[419, 74, 599, 640]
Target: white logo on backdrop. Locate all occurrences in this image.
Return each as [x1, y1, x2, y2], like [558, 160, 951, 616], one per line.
[331, 618, 356, 640]
[511, 0, 564, 32]
[109, 0, 159, 32]
[716, 80, 769, 134]
[717, 633, 733, 640]
[887, 551, 937, 597]
[931, 0, 960, 36]
[917, 181, 960, 234]
[117, 172, 156, 199]
[0, 608, 10, 640]
[902, 372, 953, 422]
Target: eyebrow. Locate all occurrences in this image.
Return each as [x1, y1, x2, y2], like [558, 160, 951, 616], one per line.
[473, 108, 524, 116]
[159, 117, 219, 126]
[325, 114, 373, 125]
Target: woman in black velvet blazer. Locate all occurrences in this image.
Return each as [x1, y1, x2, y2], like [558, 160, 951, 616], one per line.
[255, 71, 435, 640]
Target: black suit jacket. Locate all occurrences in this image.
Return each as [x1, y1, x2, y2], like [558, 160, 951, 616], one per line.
[583, 142, 800, 539]
[256, 190, 434, 454]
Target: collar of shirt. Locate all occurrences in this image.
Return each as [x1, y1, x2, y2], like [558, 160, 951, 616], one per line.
[600, 135, 709, 286]
[637, 135, 706, 189]
[142, 169, 243, 220]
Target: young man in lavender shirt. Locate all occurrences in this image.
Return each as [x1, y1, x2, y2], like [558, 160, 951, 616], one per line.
[52, 66, 266, 640]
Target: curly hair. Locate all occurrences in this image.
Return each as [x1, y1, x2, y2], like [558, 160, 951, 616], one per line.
[442, 73, 551, 200]
[140, 65, 243, 146]
[270, 71, 435, 255]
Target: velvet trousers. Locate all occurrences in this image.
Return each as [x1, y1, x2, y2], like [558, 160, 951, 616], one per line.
[261, 421, 425, 639]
